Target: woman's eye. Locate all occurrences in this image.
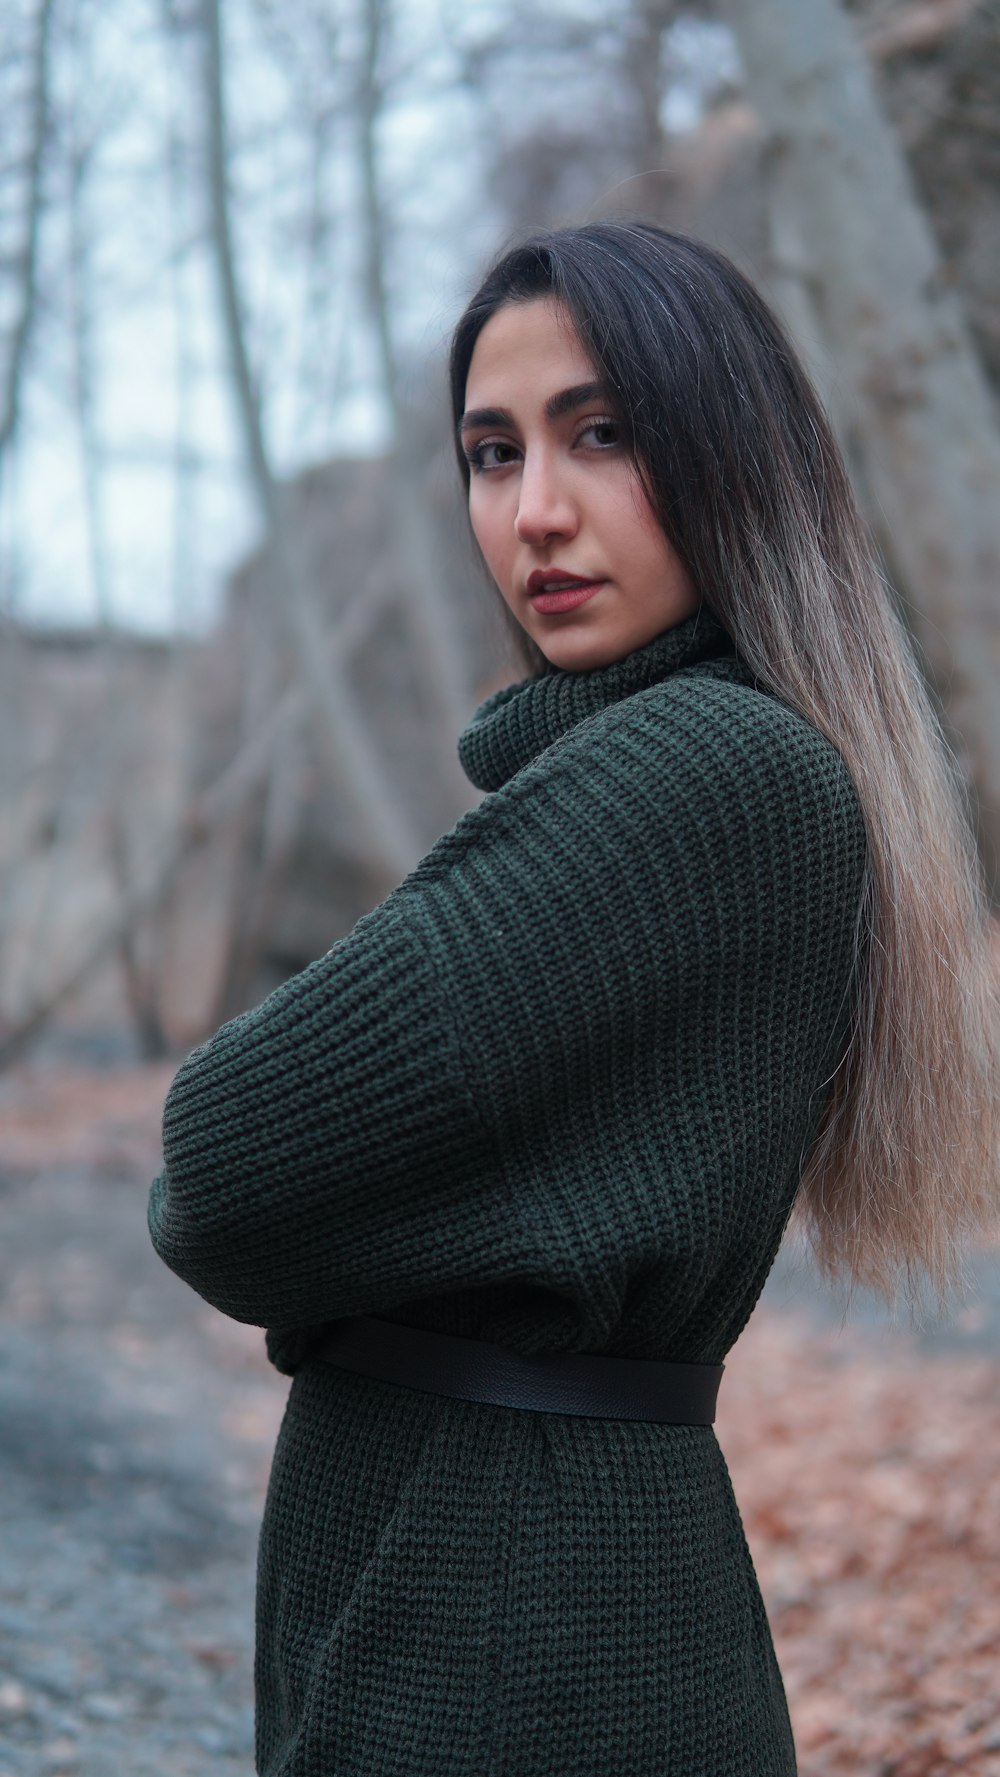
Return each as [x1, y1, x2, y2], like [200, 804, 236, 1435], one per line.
[579, 419, 620, 448]
[465, 438, 520, 472]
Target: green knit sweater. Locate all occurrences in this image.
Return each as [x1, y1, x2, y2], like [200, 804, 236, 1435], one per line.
[148, 604, 869, 1776]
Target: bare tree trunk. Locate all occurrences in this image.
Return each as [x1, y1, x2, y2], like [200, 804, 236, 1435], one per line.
[201, 0, 422, 896]
[619, 0, 680, 219]
[726, 0, 1000, 897]
[66, 39, 174, 1058]
[211, 719, 304, 1024]
[356, 0, 474, 809]
[0, 0, 54, 474]
[107, 804, 170, 1059]
[0, 0, 49, 907]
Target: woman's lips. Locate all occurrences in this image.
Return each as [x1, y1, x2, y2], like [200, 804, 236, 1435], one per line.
[528, 580, 605, 614]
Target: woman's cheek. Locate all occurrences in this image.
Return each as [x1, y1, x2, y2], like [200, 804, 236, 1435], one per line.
[471, 502, 512, 591]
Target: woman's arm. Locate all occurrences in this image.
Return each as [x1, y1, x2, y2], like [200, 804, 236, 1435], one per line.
[147, 892, 504, 1328]
[148, 677, 869, 1344]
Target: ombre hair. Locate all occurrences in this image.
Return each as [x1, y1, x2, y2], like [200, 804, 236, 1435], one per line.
[449, 220, 1000, 1323]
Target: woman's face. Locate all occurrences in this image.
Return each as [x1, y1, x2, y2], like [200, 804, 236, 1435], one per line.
[460, 296, 700, 671]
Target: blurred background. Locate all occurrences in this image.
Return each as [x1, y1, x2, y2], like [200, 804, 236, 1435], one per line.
[1, 2, 999, 1774]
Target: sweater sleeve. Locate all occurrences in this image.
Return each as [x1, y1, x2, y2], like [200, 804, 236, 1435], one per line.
[147, 891, 504, 1331]
[147, 677, 868, 1353]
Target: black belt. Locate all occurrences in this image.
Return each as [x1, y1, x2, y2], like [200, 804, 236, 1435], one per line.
[313, 1314, 722, 1424]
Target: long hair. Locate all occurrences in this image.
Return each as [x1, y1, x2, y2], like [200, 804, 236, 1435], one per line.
[448, 220, 1000, 1323]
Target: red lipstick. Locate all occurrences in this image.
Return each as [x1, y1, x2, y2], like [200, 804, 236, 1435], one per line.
[526, 569, 606, 614]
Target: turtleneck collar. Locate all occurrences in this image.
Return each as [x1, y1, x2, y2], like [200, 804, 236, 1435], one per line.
[457, 603, 739, 792]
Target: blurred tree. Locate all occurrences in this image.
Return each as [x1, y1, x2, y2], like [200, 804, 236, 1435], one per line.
[0, 0, 53, 475]
[852, 0, 1000, 392]
[0, 0, 56, 1014]
[201, 0, 426, 886]
[726, 0, 1000, 896]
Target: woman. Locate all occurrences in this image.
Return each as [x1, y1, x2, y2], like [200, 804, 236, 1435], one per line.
[148, 221, 999, 1776]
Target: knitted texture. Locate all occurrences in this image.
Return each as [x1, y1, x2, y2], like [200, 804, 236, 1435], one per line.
[148, 604, 870, 1776]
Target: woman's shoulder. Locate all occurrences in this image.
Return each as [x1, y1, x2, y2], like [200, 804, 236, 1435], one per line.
[404, 655, 866, 902]
[521, 657, 869, 903]
[546, 653, 861, 817]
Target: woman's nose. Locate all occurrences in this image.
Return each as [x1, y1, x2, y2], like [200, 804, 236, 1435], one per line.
[514, 453, 578, 546]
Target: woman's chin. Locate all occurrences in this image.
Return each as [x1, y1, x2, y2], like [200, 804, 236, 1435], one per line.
[529, 626, 597, 668]
[530, 611, 653, 673]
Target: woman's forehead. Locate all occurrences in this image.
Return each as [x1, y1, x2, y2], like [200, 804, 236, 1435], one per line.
[464, 298, 596, 408]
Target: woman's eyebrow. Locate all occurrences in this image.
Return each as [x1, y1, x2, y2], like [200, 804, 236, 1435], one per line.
[545, 380, 606, 420]
[458, 381, 608, 437]
[458, 405, 511, 436]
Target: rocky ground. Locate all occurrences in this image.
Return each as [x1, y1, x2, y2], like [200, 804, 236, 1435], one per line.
[1, 1053, 999, 1777]
[0, 1059, 284, 1777]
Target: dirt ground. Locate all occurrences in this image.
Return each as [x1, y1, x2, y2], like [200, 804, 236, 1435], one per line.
[1, 1056, 999, 1777]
